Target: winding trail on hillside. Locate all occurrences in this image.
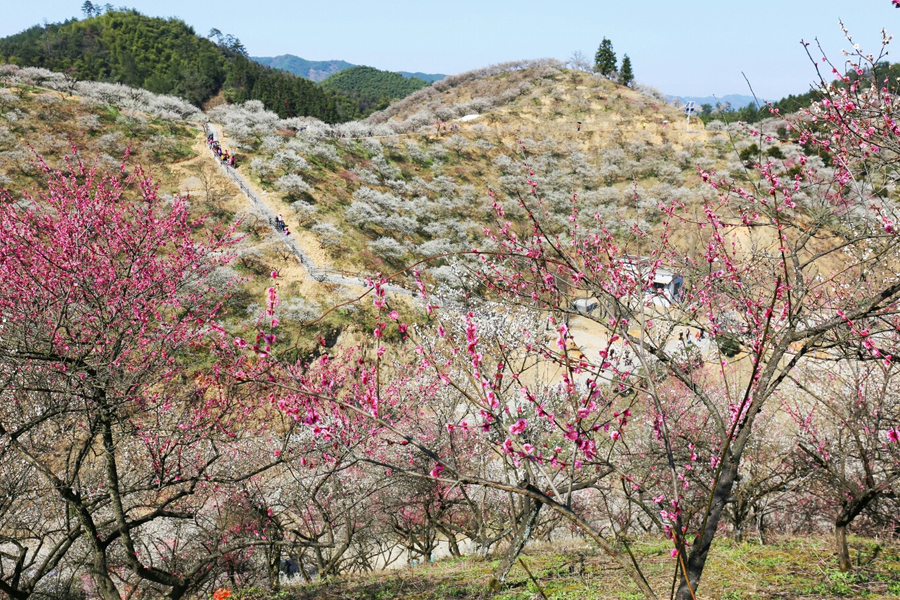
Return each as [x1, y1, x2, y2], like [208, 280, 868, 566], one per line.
[203, 123, 414, 297]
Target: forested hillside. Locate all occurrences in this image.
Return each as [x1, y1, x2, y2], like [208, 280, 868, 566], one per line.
[0, 9, 354, 122]
[321, 65, 430, 116]
[396, 70, 446, 83]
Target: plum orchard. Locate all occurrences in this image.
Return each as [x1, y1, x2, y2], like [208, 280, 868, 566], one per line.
[2, 28, 900, 600]
[251, 32, 900, 600]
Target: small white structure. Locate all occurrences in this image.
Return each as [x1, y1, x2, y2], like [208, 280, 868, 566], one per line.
[621, 257, 684, 307]
[572, 298, 599, 314]
[648, 268, 684, 306]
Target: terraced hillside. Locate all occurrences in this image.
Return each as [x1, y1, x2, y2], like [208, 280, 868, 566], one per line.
[207, 60, 762, 289]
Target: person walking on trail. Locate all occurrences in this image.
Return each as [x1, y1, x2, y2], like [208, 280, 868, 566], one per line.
[275, 214, 286, 232]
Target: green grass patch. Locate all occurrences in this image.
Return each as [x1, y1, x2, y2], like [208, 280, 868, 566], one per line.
[231, 536, 900, 600]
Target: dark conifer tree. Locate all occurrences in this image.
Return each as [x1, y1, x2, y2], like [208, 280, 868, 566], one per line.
[594, 38, 617, 77]
[619, 54, 634, 87]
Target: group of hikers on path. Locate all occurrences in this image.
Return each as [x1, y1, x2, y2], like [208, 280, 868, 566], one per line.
[434, 120, 459, 134]
[204, 125, 294, 240]
[207, 133, 236, 167]
[275, 213, 291, 236]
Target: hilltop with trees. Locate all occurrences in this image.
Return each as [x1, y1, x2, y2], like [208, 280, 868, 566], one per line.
[320, 65, 430, 117]
[593, 37, 634, 86]
[0, 8, 440, 122]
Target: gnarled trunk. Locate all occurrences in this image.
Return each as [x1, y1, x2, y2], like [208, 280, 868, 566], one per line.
[492, 496, 541, 584]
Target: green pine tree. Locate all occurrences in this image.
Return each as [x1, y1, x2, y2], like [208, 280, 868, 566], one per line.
[81, 1, 99, 17]
[620, 54, 634, 87]
[594, 38, 617, 77]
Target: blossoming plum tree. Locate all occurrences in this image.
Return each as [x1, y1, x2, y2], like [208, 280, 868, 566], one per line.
[0, 154, 291, 600]
[788, 359, 900, 571]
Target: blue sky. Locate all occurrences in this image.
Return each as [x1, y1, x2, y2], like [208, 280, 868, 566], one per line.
[1, 1, 897, 99]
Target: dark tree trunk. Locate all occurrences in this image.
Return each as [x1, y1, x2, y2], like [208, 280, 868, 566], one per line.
[268, 542, 282, 591]
[446, 533, 461, 558]
[833, 489, 884, 572]
[754, 506, 766, 544]
[493, 497, 542, 584]
[675, 454, 739, 600]
[836, 521, 852, 572]
[91, 569, 122, 600]
[730, 497, 750, 543]
[0, 580, 29, 600]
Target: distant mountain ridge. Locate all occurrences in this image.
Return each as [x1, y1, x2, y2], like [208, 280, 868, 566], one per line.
[252, 53, 446, 83]
[395, 71, 446, 83]
[667, 94, 765, 110]
[252, 55, 354, 82]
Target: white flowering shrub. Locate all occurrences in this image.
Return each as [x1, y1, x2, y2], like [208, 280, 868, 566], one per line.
[405, 141, 430, 165]
[429, 264, 464, 288]
[360, 138, 383, 157]
[351, 167, 381, 186]
[290, 200, 317, 226]
[368, 236, 407, 260]
[97, 132, 126, 154]
[309, 142, 341, 164]
[273, 149, 309, 173]
[275, 173, 313, 197]
[260, 135, 284, 153]
[415, 237, 459, 257]
[0, 88, 17, 106]
[311, 222, 344, 250]
[369, 154, 400, 179]
[598, 164, 623, 185]
[434, 107, 455, 121]
[76, 81, 198, 119]
[346, 187, 419, 235]
[76, 114, 101, 132]
[250, 157, 275, 178]
[209, 101, 280, 144]
[277, 296, 321, 323]
[0, 127, 13, 150]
